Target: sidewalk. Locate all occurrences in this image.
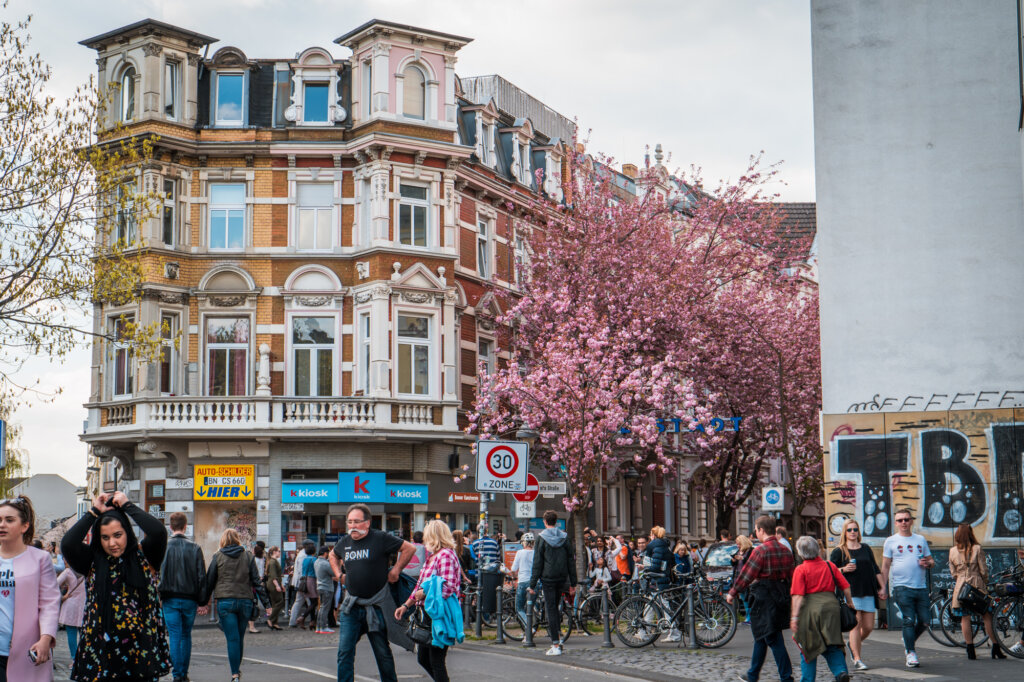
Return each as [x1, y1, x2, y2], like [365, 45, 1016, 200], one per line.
[460, 623, 1024, 681]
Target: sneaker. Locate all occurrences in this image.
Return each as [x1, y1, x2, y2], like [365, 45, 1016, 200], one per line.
[905, 650, 919, 667]
[660, 630, 682, 643]
[315, 628, 334, 634]
[853, 659, 869, 671]
[545, 644, 563, 656]
[1010, 642, 1024, 655]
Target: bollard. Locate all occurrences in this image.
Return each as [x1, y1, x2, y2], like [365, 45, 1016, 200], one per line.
[462, 592, 471, 633]
[495, 583, 506, 644]
[523, 592, 536, 648]
[601, 588, 614, 648]
[687, 583, 699, 650]
[475, 588, 483, 638]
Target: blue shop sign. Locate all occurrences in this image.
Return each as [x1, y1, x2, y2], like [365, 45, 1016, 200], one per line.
[385, 482, 428, 503]
[527, 518, 566, 531]
[282, 480, 337, 501]
[338, 472, 386, 502]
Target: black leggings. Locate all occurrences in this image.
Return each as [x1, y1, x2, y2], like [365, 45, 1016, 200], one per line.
[0, 654, 6, 682]
[416, 643, 449, 682]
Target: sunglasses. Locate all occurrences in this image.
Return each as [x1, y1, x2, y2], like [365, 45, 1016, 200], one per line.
[895, 518, 913, 523]
[846, 528, 860, 533]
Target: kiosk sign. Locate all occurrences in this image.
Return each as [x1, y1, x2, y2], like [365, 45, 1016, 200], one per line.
[475, 440, 528, 493]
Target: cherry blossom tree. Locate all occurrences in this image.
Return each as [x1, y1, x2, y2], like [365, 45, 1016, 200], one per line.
[685, 273, 821, 535]
[469, 147, 800, 576]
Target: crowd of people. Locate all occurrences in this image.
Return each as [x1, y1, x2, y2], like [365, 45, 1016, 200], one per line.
[2, 491, 1022, 682]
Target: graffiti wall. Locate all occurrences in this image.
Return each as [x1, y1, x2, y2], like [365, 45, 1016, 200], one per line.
[823, 409, 1024, 548]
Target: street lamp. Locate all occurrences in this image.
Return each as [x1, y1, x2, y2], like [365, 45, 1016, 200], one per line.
[623, 467, 641, 540]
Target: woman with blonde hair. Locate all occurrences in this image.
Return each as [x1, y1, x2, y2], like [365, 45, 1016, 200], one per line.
[395, 521, 463, 681]
[828, 518, 884, 670]
[202, 529, 271, 682]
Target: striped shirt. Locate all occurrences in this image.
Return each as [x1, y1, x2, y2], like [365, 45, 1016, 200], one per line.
[472, 536, 500, 572]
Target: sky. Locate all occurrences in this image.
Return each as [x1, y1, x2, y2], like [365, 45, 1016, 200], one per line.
[5, 0, 814, 486]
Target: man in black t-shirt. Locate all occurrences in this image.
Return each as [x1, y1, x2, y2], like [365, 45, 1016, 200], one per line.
[329, 503, 416, 682]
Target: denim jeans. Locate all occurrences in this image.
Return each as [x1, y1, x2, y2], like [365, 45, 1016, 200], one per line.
[800, 643, 847, 682]
[892, 586, 930, 653]
[515, 582, 537, 625]
[337, 604, 396, 682]
[747, 630, 794, 682]
[216, 598, 252, 675]
[65, 625, 79, 661]
[163, 597, 198, 679]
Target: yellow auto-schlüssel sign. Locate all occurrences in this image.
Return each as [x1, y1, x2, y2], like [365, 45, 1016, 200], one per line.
[194, 465, 255, 501]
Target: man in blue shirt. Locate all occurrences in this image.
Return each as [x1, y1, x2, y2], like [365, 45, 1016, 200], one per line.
[472, 529, 501, 620]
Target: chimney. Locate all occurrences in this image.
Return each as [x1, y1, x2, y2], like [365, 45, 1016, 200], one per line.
[621, 163, 638, 179]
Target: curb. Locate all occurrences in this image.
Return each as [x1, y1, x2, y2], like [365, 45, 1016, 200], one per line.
[457, 640, 701, 682]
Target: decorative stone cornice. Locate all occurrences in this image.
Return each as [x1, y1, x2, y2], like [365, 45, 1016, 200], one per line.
[295, 295, 331, 307]
[142, 43, 163, 57]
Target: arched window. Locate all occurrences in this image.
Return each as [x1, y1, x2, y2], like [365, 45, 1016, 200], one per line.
[120, 67, 136, 122]
[402, 65, 425, 119]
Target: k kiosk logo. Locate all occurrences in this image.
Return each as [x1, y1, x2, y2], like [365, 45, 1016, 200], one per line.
[281, 473, 427, 504]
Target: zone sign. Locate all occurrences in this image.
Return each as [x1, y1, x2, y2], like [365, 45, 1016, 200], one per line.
[475, 440, 529, 493]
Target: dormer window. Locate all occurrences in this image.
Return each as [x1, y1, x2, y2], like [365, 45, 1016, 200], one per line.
[120, 67, 136, 122]
[304, 82, 329, 122]
[216, 73, 244, 126]
[403, 65, 426, 119]
[164, 61, 179, 120]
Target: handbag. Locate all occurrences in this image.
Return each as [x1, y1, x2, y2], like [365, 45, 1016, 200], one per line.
[405, 606, 433, 645]
[957, 582, 989, 614]
[826, 562, 858, 632]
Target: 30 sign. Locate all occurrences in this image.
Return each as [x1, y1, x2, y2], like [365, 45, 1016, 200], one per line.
[476, 440, 528, 493]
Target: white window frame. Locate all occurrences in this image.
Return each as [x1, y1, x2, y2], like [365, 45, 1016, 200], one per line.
[397, 182, 430, 248]
[477, 337, 494, 376]
[302, 81, 330, 124]
[520, 142, 532, 184]
[159, 312, 178, 395]
[477, 218, 491, 278]
[109, 314, 134, 399]
[214, 71, 245, 127]
[204, 316, 251, 397]
[294, 182, 335, 251]
[208, 183, 246, 251]
[164, 60, 180, 121]
[362, 59, 373, 118]
[287, 313, 337, 397]
[120, 67, 136, 122]
[514, 234, 528, 288]
[162, 178, 176, 246]
[394, 311, 435, 398]
[401, 64, 426, 120]
[358, 311, 371, 395]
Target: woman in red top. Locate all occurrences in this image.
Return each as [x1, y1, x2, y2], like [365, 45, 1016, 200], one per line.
[790, 536, 854, 682]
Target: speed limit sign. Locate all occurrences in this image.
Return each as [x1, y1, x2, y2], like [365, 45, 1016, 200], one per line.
[475, 440, 529, 493]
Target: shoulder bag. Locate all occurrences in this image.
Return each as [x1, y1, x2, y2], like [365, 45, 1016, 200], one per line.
[826, 561, 858, 632]
[405, 605, 433, 645]
[956, 546, 991, 615]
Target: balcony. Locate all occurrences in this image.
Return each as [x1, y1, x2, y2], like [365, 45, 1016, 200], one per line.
[85, 396, 458, 440]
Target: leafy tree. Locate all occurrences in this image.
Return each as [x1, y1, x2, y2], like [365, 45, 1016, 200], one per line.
[0, 8, 157, 409]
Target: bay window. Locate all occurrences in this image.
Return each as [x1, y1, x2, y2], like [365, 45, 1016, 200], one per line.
[396, 314, 431, 396]
[206, 317, 249, 396]
[292, 316, 334, 396]
[110, 315, 134, 397]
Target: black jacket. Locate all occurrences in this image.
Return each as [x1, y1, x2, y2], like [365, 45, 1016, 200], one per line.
[529, 527, 577, 590]
[159, 533, 208, 603]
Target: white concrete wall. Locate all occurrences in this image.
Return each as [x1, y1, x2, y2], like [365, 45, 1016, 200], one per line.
[812, 0, 1024, 414]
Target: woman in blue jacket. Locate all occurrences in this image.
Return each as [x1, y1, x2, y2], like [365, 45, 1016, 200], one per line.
[644, 526, 679, 643]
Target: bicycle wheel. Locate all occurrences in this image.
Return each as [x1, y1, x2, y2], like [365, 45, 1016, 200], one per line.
[557, 599, 574, 643]
[939, 598, 987, 648]
[502, 594, 524, 641]
[928, 596, 956, 647]
[613, 595, 659, 647]
[577, 593, 606, 635]
[990, 595, 1024, 658]
[693, 593, 737, 648]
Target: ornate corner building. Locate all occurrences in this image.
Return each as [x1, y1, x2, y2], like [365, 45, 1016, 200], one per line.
[79, 18, 573, 553]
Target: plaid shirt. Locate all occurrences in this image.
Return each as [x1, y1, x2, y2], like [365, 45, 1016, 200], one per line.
[410, 547, 462, 601]
[729, 536, 794, 596]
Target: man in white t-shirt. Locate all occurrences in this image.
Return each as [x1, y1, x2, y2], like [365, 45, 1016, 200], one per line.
[881, 508, 934, 668]
[511, 533, 536, 625]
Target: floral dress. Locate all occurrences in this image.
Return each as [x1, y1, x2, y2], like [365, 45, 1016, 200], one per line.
[71, 549, 171, 681]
